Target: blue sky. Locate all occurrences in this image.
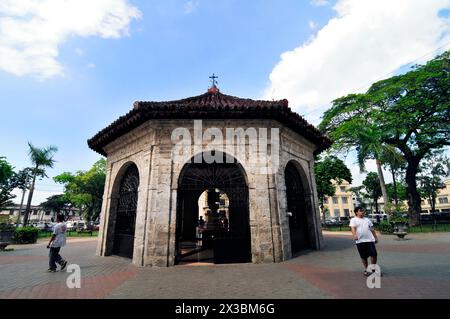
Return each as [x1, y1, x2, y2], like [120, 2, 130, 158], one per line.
[0, 0, 449, 204]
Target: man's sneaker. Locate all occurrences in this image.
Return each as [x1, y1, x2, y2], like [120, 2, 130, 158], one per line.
[60, 260, 68, 271]
[47, 268, 57, 273]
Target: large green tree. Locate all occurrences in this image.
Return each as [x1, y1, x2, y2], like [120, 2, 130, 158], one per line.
[0, 157, 15, 208]
[54, 159, 106, 221]
[23, 143, 58, 226]
[40, 194, 73, 221]
[320, 51, 450, 224]
[417, 151, 450, 214]
[315, 155, 352, 223]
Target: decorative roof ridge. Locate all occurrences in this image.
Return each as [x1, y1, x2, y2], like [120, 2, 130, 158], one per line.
[133, 91, 289, 110]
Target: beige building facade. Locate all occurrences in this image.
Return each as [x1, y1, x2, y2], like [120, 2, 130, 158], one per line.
[322, 180, 354, 218]
[421, 179, 450, 213]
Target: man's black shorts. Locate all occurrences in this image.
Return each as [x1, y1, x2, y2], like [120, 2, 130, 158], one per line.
[356, 242, 377, 259]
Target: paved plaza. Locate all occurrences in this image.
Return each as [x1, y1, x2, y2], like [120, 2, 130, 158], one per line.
[1, 232, 450, 299]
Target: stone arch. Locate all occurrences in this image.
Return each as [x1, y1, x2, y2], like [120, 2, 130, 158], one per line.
[174, 150, 251, 264]
[284, 159, 318, 255]
[104, 161, 140, 258]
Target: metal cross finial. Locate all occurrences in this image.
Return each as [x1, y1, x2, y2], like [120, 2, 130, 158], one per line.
[209, 73, 218, 87]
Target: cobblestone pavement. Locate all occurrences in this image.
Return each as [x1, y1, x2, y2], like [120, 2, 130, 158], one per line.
[1, 232, 450, 299]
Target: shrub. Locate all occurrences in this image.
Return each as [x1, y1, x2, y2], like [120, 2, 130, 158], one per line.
[13, 227, 39, 244]
[378, 220, 393, 234]
[0, 223, 15, 232]
[0, 215, 12, 224]
[390, 213, 409, 223]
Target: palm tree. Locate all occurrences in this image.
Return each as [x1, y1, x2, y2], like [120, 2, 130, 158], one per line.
[355, 126, 391, 212]
[380, 147, 406, 206]
[23, 143, 58, 226]
[14, 167, 34, 226]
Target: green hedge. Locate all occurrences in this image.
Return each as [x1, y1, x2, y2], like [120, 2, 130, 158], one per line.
[13, 227, 39, 244]
[0, 223, 15, 232]
[377, 221, 393, 234]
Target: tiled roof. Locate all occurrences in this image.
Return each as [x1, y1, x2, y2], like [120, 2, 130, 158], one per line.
[87, 91, 332, 156]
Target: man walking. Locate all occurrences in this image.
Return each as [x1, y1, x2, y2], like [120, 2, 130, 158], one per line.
[350, 207, 379, 276]
[47, 214, 68, 272]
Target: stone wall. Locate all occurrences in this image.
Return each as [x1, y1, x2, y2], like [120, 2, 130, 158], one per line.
[96, 119, 323, 267]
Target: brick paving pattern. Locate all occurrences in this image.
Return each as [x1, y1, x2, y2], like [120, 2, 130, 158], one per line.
[1, 232, 450, 299]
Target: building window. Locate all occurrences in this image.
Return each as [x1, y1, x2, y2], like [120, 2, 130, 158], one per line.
[45, 211, 51, 215]
[334, 209, 340, 216]
[332, 197, 338, 204]
[342, 197, 348, 204]
[344, 209, 350, 216]
[340, 186, 346, 192]
[32, 210, 38, 215]
[438, 197, 449, 204]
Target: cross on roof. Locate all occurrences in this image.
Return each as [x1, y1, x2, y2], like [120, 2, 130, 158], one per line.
[209, 73, 218, 87]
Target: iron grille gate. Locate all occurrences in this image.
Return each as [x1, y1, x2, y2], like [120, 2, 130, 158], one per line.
[285, 162, 311, 254]
[176, 154, 251, 264]
[113, 164, 139, 258]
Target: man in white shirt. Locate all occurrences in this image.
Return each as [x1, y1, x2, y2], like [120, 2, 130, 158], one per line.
[349, 207, 379, 276]
[47, 214, 68, 272]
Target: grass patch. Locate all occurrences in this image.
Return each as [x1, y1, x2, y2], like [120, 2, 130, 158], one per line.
[322, 225, 351, 232]
[323, 223, 450, 233]
[38, 231, 99, 238]
[408, 224, 450, 233]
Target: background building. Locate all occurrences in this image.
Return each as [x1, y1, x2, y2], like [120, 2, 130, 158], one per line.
[421, 179, 450, 213]
[322, 180, 354, 218]
[0, 204, 80, 224]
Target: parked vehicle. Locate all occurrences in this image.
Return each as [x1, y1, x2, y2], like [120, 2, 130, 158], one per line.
[339, 216, 350, 225]
[324, 218, 339, 226]
[419, 213, 434, 224]
[434, 212, 450, 222]
[76, 221, 87, 230]
[66, 221, 75, 231]
[368, 213, 388, 224]
[34, 222, 53, 232]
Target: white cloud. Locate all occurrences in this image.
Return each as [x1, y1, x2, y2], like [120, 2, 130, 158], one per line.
[264, 0, 450, 124]
[310, 0, 330, 7]
[87, 63, 96, 69]
[0, 0, 142, 80]
[309, 20, 317, 30]
[184, 1, 200, 15]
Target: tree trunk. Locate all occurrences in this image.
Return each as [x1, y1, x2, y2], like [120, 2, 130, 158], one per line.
[23, 166, 38, 227]
[374, 197, 379, 213]
[431, 194, 436, 214]
[391, 167, 399, 206]
[320, 199, 326, 225]
[15, 189, 26, 227]
[376, 159, 389, 212]
[405, 158, 421, 225]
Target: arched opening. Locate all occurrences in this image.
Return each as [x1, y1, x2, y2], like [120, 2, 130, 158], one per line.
[176, 151, 251, 265]
[285, 161, 312, 255]
[112, 164, 139, 258]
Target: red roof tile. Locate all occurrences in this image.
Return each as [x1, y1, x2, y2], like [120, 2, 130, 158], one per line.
[87, 91, 332, 156]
